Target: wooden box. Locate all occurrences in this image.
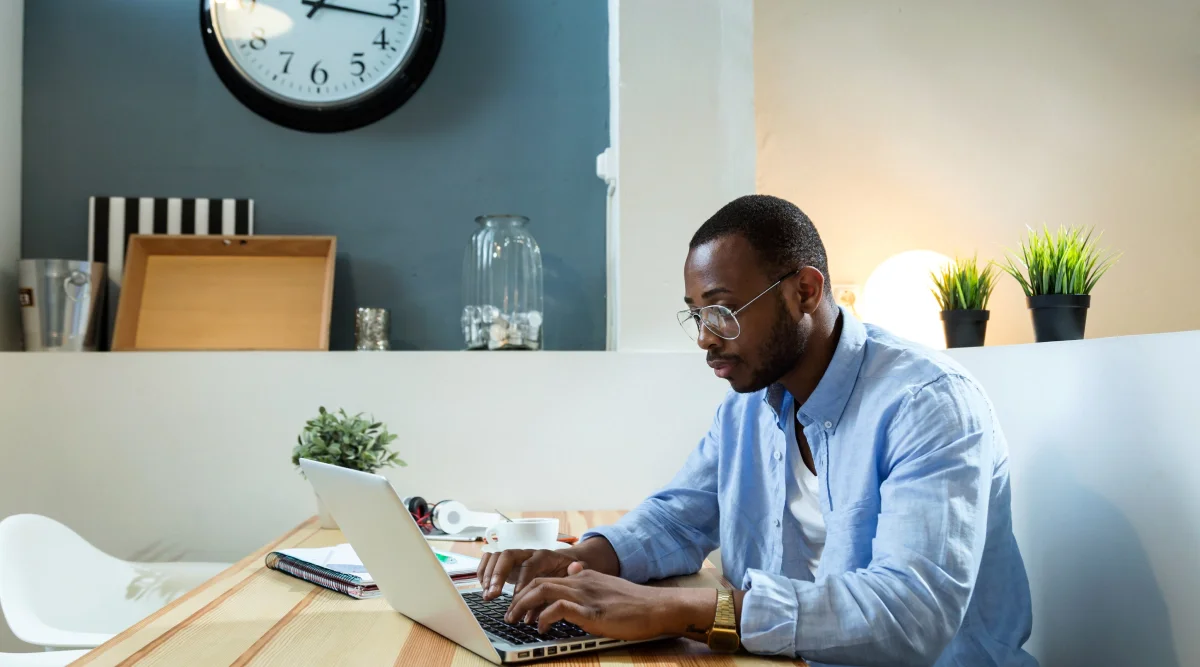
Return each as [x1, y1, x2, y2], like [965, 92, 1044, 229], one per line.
[112, 235, 336, 351]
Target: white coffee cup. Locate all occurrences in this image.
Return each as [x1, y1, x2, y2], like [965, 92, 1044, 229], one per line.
[485, 518, 560, 550]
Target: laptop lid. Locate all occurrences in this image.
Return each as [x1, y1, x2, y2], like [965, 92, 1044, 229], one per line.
[298, 458, 502, 665]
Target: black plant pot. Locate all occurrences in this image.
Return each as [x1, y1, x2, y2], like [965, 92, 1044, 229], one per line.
[941, 310, 989, 348]
[1028, 294, 1091, 342]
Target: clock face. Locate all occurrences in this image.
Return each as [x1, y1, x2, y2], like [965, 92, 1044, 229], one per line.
[201, 0, 444, 132]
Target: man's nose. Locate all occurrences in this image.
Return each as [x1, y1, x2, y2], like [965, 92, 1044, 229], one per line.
[696, 324, 720, 351]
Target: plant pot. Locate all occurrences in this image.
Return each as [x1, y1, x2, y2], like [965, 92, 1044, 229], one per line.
[940, 310, 989, 348]
[1027, 294, 1091, 342]
[315, 492, 338, 529]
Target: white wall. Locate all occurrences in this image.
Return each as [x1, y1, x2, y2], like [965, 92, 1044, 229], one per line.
[612, 0, 756, 351]
[3, 332, 1200, 661]
[756, 0, 1200, 346]
[0, 0, 23, 351]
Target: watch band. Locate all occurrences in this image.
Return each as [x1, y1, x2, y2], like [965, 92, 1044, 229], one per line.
[706, 589, 740, 652]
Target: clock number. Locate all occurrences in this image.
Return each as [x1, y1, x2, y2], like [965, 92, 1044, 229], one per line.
[311, 61, 329, 85]
[249, 28, 266, 50]
[387, 1, 404, 17]
[279, 51, 295, 74]
[373, 28, 390, 51]
[350, 53, 366, 77]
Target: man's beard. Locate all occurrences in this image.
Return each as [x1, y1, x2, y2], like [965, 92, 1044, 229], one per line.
[733, 300, 808, 393]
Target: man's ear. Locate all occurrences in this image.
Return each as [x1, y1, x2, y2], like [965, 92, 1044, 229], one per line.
[794, 266, 826, 314]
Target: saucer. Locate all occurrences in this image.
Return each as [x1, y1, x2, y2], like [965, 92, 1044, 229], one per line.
[481, 540, 572, 554]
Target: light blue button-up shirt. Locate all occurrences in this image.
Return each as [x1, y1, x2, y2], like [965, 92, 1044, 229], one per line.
[584, 309, 1037, 666]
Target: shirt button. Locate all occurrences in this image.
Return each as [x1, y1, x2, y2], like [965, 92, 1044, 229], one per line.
[774, 518, 781, 528]
[824, 421, 833, 429]
[774, 451, 782, 461]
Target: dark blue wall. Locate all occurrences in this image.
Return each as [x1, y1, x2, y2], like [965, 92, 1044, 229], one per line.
[21, 0, 608, 350]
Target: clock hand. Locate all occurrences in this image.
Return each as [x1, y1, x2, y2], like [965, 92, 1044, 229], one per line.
[301, 0, 394, 19]
[304, 0, 327, 19]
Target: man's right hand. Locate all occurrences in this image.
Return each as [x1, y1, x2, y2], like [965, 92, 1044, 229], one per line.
[476, 536, 621, 600]
[477, 549, 582, 600]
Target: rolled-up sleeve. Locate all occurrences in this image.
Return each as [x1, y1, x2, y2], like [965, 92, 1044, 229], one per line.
[581, 405, 724, 583]
[742, 375, 995, 666]
[739, 569, 802, 654]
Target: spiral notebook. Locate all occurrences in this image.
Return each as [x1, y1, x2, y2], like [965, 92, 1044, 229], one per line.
[265, 543, 481, 599]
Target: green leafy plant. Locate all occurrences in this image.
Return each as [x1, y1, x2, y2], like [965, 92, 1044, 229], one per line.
[999, 225, 1120, 297]
[292, 407, 405, 475]
[931, 255, 998, 311]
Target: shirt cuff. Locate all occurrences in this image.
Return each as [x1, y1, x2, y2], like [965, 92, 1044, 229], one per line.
[740, 568, 800, 657]
[580, 524, 650, 583]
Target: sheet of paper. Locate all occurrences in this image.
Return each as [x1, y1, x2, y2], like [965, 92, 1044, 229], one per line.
[276, 543, 481, 583]
[277, 544, 373, 583]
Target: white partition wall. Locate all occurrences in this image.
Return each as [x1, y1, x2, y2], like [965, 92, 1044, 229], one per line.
[2, 331, 1200, 661]
[0, 0, 23, 351]
[953, 334, 1200, 666]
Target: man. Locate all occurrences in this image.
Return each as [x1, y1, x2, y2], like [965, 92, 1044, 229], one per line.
[477, 195, 1036, 666]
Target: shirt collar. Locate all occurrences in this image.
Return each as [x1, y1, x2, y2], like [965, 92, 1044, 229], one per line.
[764, 306, 868, 431]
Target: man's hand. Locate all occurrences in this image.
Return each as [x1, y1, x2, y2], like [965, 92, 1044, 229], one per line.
[476, 536, 623, 600]
[503, 564, 718, 640]
[476, 548, 582, 600]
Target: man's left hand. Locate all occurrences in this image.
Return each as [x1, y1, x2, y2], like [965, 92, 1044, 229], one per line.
[503, 562, 715, 640]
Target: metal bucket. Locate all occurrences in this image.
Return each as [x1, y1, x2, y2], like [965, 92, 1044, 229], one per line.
[18, 259, 106, 351]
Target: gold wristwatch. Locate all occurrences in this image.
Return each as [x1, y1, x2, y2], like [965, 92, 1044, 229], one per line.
[706, 589, 740, 652]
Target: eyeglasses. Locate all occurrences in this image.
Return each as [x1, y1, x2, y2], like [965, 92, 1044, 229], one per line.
[676, 269, 800, 341]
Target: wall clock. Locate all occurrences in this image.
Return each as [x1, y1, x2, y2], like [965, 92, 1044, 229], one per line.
[200, 0, 445, 133]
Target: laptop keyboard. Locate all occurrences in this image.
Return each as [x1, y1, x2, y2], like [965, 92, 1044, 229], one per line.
[463, 592, 592, 645]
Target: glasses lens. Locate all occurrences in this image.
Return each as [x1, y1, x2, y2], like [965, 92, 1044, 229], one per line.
[678, 307, 739, 340]
[678, 310, 701, 339]
[704, 307, 739, 339]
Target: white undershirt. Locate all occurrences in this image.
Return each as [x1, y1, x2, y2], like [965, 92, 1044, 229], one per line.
[786, 410, 826, 576]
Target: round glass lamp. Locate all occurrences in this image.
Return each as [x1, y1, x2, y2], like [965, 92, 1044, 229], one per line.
[857, 250, 952, 350]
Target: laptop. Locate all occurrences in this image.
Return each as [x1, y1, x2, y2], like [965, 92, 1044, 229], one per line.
[298, 458, 655, 664]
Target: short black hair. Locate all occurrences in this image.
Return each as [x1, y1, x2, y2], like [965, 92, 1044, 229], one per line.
[690, 194, 832, 295]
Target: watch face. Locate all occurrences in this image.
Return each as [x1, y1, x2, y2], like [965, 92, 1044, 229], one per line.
[208, 0, 425, 109]
[708, 628, 740, 653]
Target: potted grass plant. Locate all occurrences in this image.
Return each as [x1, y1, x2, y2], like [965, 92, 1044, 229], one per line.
[932, 255, 997, 348]
[293, 407, 405, 528]
[999, 225, 1120, 342]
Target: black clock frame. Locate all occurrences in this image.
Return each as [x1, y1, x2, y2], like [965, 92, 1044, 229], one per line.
[199, 0, 445, 133]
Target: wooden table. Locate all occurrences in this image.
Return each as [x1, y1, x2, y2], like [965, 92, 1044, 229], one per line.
[73, 512, 806, 666]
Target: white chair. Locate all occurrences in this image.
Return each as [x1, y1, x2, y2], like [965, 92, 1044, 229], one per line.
[0, 650, 90, 667]
[0, 514, 229, 650]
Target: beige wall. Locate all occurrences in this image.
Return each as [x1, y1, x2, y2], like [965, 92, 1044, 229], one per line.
[756, 0, 1200, 345]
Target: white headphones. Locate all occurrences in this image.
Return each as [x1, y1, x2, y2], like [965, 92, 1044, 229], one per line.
[403, 496, 500, 535]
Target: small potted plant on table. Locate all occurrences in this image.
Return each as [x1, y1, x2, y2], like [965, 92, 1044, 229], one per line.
[292, 407, 405, 528]
[932, 255, 997, 348]
[1000, 225, 1120, 342]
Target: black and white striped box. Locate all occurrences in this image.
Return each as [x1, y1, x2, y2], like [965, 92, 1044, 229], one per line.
[87, 196, 256, 349]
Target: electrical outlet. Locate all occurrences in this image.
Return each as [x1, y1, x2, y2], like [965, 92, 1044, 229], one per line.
[832, 284, 862, 318]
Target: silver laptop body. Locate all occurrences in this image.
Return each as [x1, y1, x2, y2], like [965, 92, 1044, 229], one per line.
[298, 458, 652, 664]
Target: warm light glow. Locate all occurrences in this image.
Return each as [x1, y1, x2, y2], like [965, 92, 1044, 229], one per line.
[858, 250, 953, 350]
[213, 2, 295, 40]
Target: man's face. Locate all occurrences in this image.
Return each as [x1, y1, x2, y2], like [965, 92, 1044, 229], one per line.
[683, 236, 811, 393]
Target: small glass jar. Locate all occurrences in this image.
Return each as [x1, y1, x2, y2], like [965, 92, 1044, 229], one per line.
[354, 308, 390, 350]
[461, 214, 544, 350]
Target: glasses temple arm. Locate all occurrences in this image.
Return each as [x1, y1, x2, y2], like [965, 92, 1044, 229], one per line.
[734, 278, 783, 315]
[733, 269, 801, 315]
